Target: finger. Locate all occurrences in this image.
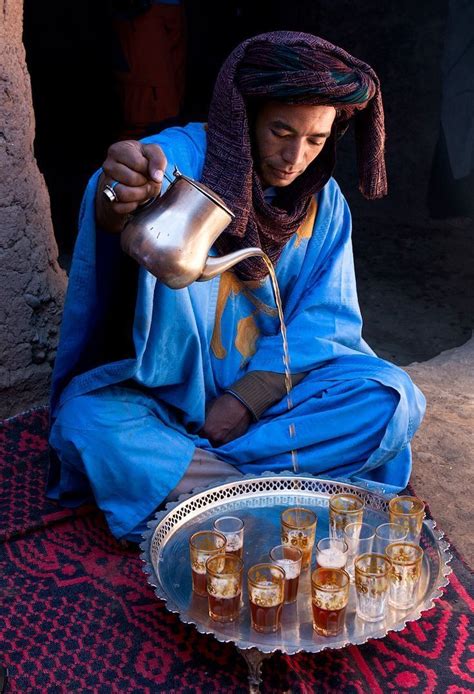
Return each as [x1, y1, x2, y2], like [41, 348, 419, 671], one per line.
[111, 200, 141, 216]
[107, 181, 159, 205]
[102, 160, 149, 188]
[106, 140, 152, 179]
[141, 143, 167, 183]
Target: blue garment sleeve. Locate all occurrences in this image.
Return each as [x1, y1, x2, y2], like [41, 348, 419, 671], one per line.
[50, 123, 207, 415]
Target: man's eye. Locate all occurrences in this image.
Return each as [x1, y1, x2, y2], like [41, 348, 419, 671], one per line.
[271, 129, 286, 138]
[309, 140, 324, 147]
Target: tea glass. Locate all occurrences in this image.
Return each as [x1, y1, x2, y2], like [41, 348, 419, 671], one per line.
[213, 516, 245, 558]
[388, 496, 425, 544]
[344, 522, 375, 578]
[269, 544, 303, 604]
[385, 541, 424, 609]
[354, 553, 391, 622]
[206, 553, 243, 623]
[311, 567, 350, 636]
[281, 507, 317, 569]
[247, 563, 286, 633]
[329, 493, 365, 540]
[374, 522, 408, 554]
[315, 537, 348, 570]
[189, 530, 227, 596]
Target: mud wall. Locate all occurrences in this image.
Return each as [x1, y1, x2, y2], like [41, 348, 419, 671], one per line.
[0, 0, 66, 418]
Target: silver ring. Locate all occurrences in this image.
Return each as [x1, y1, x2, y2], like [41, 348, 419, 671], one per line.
[103, 180, 120, 203]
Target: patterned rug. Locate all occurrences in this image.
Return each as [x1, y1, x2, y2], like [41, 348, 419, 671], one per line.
[1, 408, 472, 693]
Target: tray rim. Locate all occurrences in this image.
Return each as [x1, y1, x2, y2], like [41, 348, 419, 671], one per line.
[139, 471, 453, 655]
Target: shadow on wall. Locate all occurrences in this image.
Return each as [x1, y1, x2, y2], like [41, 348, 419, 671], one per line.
[23, 0, 458, 252]
[22, 0, 473, 365]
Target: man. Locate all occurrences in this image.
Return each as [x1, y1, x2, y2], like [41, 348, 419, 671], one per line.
[48, 32, 425, 542]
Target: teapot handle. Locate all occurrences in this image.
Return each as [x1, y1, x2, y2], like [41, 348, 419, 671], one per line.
[127, 166, 178, 216]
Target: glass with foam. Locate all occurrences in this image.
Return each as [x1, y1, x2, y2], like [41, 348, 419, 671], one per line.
[269, 544, 303, 603]
[213, 516, 244, 558]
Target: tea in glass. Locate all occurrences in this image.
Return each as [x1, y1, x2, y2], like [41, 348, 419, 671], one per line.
[206, 553, 243, 623]
[269, 544, 303, 603]
[311, 567, 350, 636]
[247, 563, 285, 633]
[281, 507, 317, 569]
[189, 530, 227, 596]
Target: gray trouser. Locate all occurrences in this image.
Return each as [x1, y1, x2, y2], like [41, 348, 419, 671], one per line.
[164, 448, 243, 502]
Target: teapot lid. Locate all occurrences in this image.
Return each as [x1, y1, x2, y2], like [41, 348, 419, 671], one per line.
[172, 167, 235, 219]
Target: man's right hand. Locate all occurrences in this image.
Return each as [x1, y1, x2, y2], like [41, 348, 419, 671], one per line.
[95, 141, 167, 233]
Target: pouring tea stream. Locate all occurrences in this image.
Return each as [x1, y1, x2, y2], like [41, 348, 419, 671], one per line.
[121, 166, 299, 472]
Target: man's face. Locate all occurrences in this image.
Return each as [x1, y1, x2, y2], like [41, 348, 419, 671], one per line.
[253, 101, 337, 189]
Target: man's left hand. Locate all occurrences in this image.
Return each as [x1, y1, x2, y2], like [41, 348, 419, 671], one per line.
[200, 393, 252, 447]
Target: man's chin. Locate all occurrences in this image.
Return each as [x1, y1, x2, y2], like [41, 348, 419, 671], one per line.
[263, 173, 297, 188]
[266, 166, 300, 187]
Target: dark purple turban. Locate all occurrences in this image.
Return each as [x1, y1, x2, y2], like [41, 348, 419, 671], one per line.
[202, 31, 387, 281]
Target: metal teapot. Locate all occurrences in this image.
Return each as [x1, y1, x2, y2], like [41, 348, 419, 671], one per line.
[121, 167, 264, 289]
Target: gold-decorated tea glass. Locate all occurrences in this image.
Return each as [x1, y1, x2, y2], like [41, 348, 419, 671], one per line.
[385, 541, 424, 609]
[189, 530, 227, 597]
[354, 553, 391, 622]
[388, 496, 425, 544]
[329, 493, 365, 540]
[311, 567, 350, 636]
[206, 553, 243, 623]
[280, 507, 317, 569]
[247, 563, 285, 633]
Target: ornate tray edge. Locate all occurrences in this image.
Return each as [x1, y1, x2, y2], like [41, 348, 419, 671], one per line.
[139, 471, 453, 655]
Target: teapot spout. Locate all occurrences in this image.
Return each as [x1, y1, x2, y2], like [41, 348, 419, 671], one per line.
[198, 248, 266, 282]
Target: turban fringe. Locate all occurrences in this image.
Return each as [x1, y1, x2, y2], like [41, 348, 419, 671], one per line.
[202, 32, 387, 281]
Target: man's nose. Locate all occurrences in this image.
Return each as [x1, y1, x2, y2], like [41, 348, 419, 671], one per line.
[281, 139, 306, 167]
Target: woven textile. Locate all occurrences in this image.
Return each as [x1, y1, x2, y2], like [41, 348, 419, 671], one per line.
[1, 408, 473, 692]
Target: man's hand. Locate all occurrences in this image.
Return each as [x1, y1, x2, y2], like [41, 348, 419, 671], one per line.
[96, 141, 167, 233]
[200, 393, 253, 447]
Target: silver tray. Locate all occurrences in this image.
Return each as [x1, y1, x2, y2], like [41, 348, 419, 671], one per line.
[140, 473, 452, 655]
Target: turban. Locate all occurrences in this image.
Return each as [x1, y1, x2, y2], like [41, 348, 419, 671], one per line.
[202, 31, 386, 281]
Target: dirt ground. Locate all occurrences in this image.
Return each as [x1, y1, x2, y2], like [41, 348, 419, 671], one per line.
[354, 215, 474, 566]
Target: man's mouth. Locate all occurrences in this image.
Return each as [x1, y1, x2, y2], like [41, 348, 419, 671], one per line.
[270, 166, 298, 178]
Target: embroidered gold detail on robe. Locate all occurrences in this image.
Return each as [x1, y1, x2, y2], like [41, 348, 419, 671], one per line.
[235, 313, 259, 359]
[294, 196, 318, 248]
[211, 199, 317, 361]
[211, 272, 242, 359]
[211, 271, 277, 360]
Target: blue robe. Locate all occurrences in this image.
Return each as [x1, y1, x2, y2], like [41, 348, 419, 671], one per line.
[48, 123, 426, 540]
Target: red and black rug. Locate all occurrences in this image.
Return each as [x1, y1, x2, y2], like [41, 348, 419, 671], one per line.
[1, 408, 473, 693]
